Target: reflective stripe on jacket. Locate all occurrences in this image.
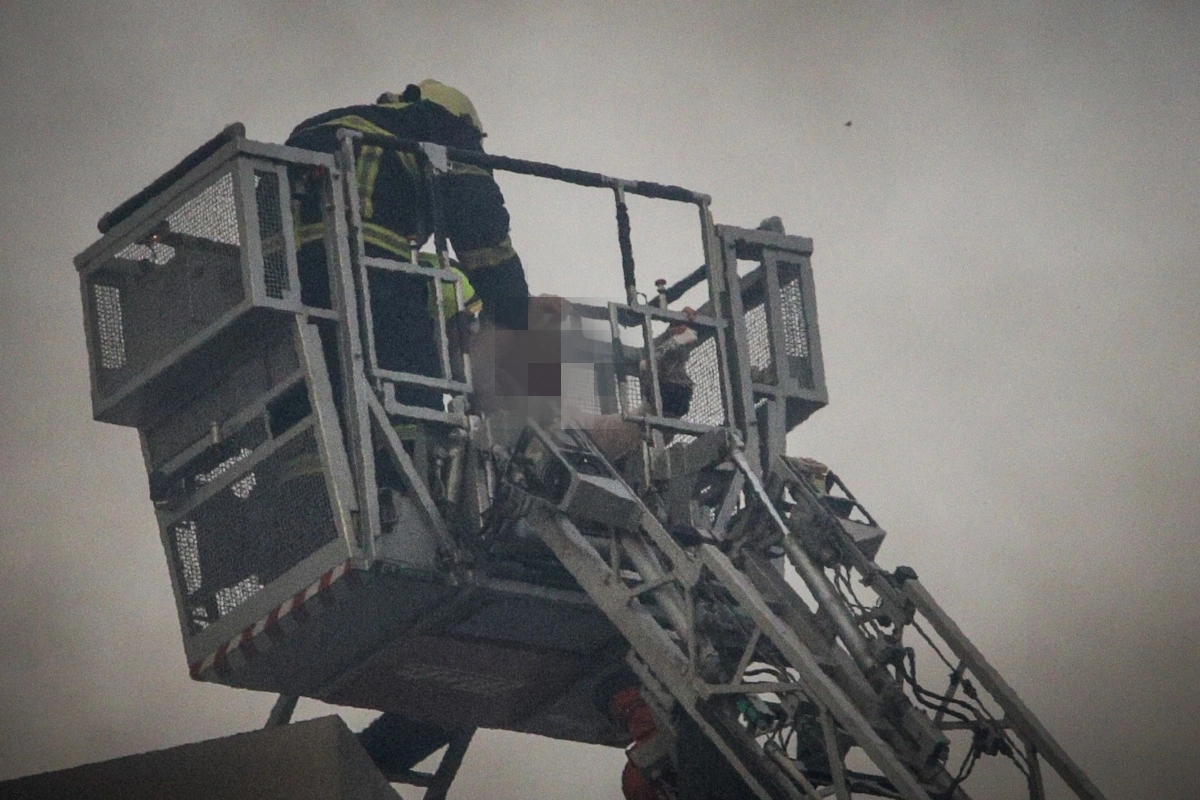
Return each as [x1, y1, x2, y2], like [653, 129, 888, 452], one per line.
[286, 96, 529, 329]
[294, 222, 480, 320]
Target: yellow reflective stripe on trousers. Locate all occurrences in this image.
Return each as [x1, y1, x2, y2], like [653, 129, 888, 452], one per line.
[457, 235, 517, 272]
[279, 451, 324, 483]
[393, 422, 421, 439]
[296, 222, 325, 247]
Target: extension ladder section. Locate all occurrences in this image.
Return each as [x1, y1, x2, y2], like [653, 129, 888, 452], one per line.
[500, 422, 1107, 800]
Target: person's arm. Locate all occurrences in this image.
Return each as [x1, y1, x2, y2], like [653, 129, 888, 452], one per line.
[440, 162, 530, 330]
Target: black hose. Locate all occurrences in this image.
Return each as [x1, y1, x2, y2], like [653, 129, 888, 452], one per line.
[615, 196, 636, 296]
[663, 263, 709, 304]
[354, 132, 706, 204]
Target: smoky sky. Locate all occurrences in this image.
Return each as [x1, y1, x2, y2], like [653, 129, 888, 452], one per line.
[1, 2, 1197, 798]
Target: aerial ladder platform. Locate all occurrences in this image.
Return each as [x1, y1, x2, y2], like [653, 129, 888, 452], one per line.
[70, 123, 1109, 799]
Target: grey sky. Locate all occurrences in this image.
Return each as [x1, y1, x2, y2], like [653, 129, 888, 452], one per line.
[1, 1, 1197, 797]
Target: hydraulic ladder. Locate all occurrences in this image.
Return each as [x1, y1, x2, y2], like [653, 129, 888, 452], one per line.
[498, 421, 1107, 800]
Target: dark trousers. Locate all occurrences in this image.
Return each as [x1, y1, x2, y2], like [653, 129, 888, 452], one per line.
[298, 241, 442, 410]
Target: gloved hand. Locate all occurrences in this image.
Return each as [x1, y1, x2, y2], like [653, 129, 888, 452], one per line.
[528, 293, 573, 331]
[446, 308, 479, 353]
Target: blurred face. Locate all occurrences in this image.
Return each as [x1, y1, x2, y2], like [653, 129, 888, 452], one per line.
[468, 296, 571, 416]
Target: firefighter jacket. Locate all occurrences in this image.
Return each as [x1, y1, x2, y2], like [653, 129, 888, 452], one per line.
[286, 95, 530, 330]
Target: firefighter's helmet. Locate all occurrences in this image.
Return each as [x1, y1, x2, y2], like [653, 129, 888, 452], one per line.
[419, 79, 485, 135]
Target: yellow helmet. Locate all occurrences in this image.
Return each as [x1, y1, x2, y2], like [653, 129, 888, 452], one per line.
[418, 79, 485, 135]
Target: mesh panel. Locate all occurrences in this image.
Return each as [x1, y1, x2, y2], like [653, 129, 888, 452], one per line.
[195, 446, 253, 485]
[590, 320, 728, 428]
[93, 284, 126, 370]
[89, 167, 246, 400]
[739, 264, 811, 386]
[116, 240, 175, 265]
[164, 425, 269, 493]
[231, 472, 258, 499]
[682, 336, 726, 427]
[143, 327, 297, 469]
[779, 269, 809, 358]
[743, 302, 774, 379]
[176, 520, 202, 596]
[255, 170, 290, 299]
[167, 171, 239, 246]
[216, 576, 265, 616]
[171, 427, 338, 633]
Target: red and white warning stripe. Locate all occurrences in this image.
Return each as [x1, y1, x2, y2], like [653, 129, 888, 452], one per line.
[189, 559, 357, 679]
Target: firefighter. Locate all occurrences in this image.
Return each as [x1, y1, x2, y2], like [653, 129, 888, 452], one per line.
[286, 79, 531, 409]
[286, 81, 532, 773]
